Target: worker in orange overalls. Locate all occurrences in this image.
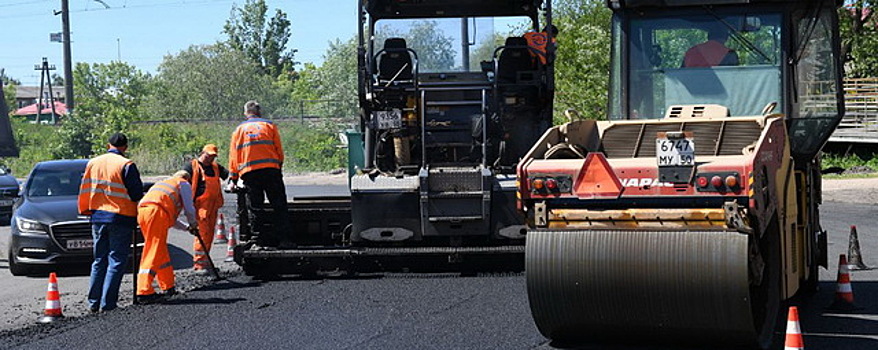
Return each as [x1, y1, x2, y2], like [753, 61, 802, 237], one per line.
[135, 170, 198, 304]
[524, 24, 559, 65]
[184, 144, 229, 274]
[227, 100, 292, 249]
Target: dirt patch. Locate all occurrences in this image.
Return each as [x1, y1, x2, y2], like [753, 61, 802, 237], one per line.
[823, 177, 878, 204]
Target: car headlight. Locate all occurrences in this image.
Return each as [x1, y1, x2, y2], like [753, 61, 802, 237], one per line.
[16, 217, 48, 234]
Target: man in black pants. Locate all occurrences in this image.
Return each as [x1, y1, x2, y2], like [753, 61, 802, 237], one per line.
[227, 100, 293, 249]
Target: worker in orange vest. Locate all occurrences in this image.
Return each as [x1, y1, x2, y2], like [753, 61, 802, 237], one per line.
[524, 24, 558, 65]
[227, 100, 292, 249]
[184, 144, 229, 274]
[683, 26, 739, 68]
[78, 132, 143, 312]
[135, 170, 199, 304]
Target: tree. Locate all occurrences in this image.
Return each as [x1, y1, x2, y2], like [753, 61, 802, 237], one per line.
[223, 0, 296, 78]
[56, 61, 152, 158]
[839, 1, 878, 77]
[552, 0, 613, 122]
[314, 37, 359, 118]
[376, 20, 456, 72]
[143, 44, 281, 121]
[1, 69, 19, 113]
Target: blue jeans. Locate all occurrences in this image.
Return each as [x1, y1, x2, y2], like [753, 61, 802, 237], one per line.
[88, 223, 133, 311]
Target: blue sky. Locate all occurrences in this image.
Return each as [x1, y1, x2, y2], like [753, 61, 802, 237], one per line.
[0, 0, 357, 86]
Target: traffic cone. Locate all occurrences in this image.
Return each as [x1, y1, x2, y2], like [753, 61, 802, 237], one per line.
[38, 272, 64, 323]
[829, 254, 859, 311]
[784, 306, 804, 350]
[225, 226, 237, 263]
[847, 225, 869, 270]
[214, 213, 228, 244]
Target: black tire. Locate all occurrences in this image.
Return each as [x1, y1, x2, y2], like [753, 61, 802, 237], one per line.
[752, 215, 782, 349]
[8, 246, 31, 276]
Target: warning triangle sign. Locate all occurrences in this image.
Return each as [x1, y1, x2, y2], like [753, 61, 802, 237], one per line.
[573, 152, 623, 199]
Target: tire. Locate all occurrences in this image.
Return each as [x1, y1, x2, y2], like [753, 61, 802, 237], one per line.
[8, 246, 31, 276]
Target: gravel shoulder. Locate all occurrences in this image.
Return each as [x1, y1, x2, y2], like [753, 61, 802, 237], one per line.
[822, 177, 878, 204]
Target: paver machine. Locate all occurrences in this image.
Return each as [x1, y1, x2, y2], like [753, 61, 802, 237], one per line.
[518, 0, 843, 347]
[236, 0, 555, 274]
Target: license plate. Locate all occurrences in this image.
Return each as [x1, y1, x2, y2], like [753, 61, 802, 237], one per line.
[0, 199, 12, 206]
[66, 239, 93, 250]
[374, 109, 403, 129]
[656, 132, 695, 167]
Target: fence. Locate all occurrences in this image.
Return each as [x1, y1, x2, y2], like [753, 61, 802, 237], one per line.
[829, 78, 878, 143]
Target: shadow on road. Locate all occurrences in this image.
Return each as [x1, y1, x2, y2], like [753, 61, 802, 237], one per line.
[161, 297, 246, 305]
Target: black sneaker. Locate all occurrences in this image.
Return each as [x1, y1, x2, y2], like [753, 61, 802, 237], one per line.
[135, 294, 165, 305]
[89, 305, 100, 314]
[162, 287, 177, 296]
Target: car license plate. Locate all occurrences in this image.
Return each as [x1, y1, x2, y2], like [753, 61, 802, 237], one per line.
[66, 239, 93, 250]
[0, 199, 12, 206]
[374, 109, 403, 129]
[656, 132, 695, 167]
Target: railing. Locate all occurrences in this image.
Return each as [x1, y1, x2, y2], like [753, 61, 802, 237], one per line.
[829, 78, 878, 143]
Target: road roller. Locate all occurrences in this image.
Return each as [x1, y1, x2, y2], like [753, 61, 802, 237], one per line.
[517, 0, 844, 347]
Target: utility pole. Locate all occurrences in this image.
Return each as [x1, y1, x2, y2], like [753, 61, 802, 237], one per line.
[60, 0, 74, 112]
[34, 58, 59, 124]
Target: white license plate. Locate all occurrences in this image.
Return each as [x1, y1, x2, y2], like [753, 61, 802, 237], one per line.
[374, 109, 403, 129]
[0, 199, 12, 206]
[656, 133, 695, 167]
[66, 239, 93, 250]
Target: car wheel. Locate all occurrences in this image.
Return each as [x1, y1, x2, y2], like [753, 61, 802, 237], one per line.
[7, 246, 30, 276]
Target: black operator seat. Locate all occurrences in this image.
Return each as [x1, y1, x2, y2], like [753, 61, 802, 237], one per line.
[496, 36, 536, 84]
[377, 38, 415, 84]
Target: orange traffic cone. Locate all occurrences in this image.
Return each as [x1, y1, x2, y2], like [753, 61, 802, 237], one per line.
[38, 272, 64, 323]
[784, 306, 804, 350]
[829, 254, 859, 311]
[214, 213, 228, 244]
[225, 226, 237, 263]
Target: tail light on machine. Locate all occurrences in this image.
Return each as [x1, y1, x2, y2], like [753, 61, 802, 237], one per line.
[696, 172, 740, 192]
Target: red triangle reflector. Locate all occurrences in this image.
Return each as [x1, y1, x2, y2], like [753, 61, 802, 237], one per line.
[573, 152, 623, 199]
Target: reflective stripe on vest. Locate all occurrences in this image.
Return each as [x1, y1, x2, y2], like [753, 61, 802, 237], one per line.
[237, 158, 282, 172]
[140, 177, 185, 217]
[78, 153, 137, 217]
[236, 140, 276, 150]
[232, 118, 282, 177]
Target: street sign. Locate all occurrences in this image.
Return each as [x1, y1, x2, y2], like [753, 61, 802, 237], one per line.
[50, 32, 62, 43]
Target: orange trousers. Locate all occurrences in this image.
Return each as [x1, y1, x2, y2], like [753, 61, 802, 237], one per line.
[192, 206, 218, 270]
[137, 205, 175, 296]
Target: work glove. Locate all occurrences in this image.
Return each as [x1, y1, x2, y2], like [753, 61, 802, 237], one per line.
[224, 179, 238, 193]
[188, 226, 200, 237]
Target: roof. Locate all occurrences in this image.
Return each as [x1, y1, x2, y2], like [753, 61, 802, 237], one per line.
[13, 101, 68, 116]
[14, 86, 66, 100]
[364, 0, 543, 20]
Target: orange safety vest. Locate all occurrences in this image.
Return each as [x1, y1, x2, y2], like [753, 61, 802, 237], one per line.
[139, 177, 187, 218]
[191, 159, 224, 211]
[229, 117, 284, 179]
[683, 40, 732, 68]
[78, 153, 137, 217]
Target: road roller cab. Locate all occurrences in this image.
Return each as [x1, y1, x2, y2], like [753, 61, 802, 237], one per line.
[519, 0, 844, 348]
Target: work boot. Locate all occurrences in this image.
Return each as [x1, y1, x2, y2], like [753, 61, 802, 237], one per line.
[135, 294, 165, 305]
[162, 287, 177, 296]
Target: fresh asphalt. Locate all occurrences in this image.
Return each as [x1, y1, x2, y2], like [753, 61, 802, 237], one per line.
[0, 192, 876, 349]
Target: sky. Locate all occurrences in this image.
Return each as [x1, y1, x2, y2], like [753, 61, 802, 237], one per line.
[0, 0, 357, 86]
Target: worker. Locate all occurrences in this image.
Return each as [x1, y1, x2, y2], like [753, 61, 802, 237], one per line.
[227, 100, 293, 250]
[183, 144, 229, 274]
[78, 132, 144, 312]
[683, 26, 739, 68]
[136, 170, 199, 304]
[524, 24, 559, 65]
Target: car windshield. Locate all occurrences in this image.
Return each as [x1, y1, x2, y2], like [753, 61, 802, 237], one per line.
[615, 11, 783, 119]
[27, 168, 83, 197]
[373, 16, 531, 72]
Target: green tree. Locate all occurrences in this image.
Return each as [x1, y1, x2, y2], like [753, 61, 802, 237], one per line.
[315, 37, 358, 118]
[143, 44, 281, 121]
[552, 0, 613, 121]
[1, 69, 19, 113]
[223, 0, 296, 78]
[57, 61, 152, 158]
[376, 20, 456, 72]
[839, 1, 878, 77]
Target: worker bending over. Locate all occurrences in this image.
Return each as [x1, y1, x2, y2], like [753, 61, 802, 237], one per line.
[227, 100, 293, 250]
[184, 144, 229, 274]
[136, 170, 199, 304]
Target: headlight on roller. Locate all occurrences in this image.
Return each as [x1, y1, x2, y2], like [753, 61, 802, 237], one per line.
[17, 217, 48, 234]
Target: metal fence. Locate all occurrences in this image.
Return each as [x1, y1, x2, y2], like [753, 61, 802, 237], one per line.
[829, 78, 878, 143]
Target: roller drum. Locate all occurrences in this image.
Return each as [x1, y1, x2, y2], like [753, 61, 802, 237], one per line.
[526, 229, 758, 346]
